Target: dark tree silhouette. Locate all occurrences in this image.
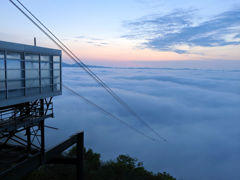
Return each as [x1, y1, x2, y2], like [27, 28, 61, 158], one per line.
[24, 147, 176, 180]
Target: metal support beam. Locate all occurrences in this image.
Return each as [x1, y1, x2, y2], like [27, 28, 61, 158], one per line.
[40, 99, 45, 164]
[26, 127, 31, 152]
[77, 133, 84, 180]
[47, 156, 78, 164]
[0, 132, 84, 179]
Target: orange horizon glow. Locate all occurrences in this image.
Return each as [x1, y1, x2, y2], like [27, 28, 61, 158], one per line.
[62, 40, 240, 62]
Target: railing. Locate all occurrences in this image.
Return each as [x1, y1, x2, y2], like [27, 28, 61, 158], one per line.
[0, 98, 53, 133]
[0, 132, 84, 180]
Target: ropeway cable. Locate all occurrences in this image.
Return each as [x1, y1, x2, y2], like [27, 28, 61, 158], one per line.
[12, 0, 167, 142]
[9, 0, 167, 142]
[10, 0, 167, 142]
[63, 84, 157, 142]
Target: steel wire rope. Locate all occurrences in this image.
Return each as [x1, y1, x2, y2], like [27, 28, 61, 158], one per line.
[63, 84, 158, 142]
[9, 0, 167, 142]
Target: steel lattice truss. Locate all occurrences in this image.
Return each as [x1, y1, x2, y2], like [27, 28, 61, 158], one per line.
[0, 98, 53, 171]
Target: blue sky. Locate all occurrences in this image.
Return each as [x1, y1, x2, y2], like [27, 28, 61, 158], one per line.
[0, 0, 240, 63]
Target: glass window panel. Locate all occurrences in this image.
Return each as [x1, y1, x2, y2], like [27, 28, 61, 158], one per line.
[0, 53, 5, 81]
[0, 81, 6, 90]
[41, 69, 51, 78]
[26, 79, 40, 88]
[0, 59, 5, 81]
[0, 59, 4, 69]
[53, 62, 60, 69]
[41, 79, 51, 86]
[54, 83, 60, 91]
[45, 86, 53, 92]
[54, 77, 60, 84]
[0, 70, 5, 80]
[8, 89, 24, 98]
[41, 86, 52, 93]
[7, 80, 24, 89]
[41, 62, 50, 69]
[25, 61, 39, 69]
[25, 54, 39, 61]
[7, 60, 21, 69]
[0, 90, 6, 99]
[41, 56, 50, 61]
[7, 69, 22, 79]
[26, 70, 39, 78]
[53, 69, 60, 77]
[26, 87, 40, 96]
[53, 56, 60, 62]
[0, 51, 4, 59]
[7, 52, 21, 59]
[53, 69, 60, 85]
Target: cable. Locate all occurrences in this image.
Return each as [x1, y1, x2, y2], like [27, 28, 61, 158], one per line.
[11, 0, 167, 142]
[9, 0, 167, 142]
[63, 84, 157, 142]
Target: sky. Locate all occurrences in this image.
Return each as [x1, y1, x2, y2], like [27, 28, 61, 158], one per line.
[42, 66, 240, 180]
[0, 0, 240, 65]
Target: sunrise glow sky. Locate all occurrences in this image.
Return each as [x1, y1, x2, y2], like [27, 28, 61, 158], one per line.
[0, 0, 240, 65]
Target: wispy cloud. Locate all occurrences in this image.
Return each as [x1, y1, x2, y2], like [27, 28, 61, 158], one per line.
[75, 35, 103, 41]
[122, 8, 240, 54]
[75, 35, 109, 47]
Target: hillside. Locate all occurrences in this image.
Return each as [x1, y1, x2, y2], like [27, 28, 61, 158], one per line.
[25, 147, 176, 180]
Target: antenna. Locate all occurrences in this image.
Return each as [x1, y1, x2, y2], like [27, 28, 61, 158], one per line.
[34, 37, 36, 46]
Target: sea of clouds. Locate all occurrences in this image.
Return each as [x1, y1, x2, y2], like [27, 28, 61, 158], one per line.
[45, 66, 240, 180]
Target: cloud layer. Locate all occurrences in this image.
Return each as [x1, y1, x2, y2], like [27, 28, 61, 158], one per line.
[45, 66, 240, 180]
[123, 8, 240, 54]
